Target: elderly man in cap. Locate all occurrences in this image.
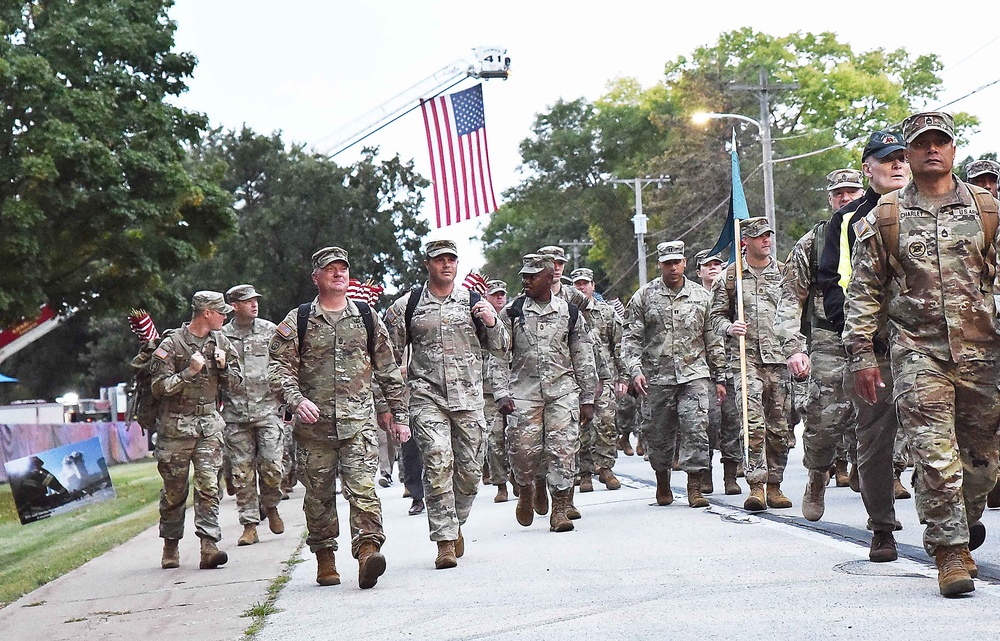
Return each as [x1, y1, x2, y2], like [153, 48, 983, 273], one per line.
[572, 267, 626, 492]
[494, 254, 597, 531]
[694, 249, 742, 495]
[220, 284, 285, 546]
[710, 219, 794, 512]
[624, 241, 726, 507]
[482, 279, 513, 502]
[966, 159, 1000, 199]
[844, 111, 1000, 597]
[384, 240, 509, 569]
[269, 247, 410, 589]
[151, 291, 244, 570]
[816, 129, 911, 562]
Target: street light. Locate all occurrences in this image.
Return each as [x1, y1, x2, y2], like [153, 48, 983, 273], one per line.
[692, 111, 776, 256]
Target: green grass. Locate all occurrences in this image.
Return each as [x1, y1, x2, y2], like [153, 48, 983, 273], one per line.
[241, 542, 304, 640]
[0, 458, 162, 608]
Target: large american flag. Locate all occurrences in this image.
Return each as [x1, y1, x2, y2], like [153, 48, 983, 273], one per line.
[420, 84, 498, 228]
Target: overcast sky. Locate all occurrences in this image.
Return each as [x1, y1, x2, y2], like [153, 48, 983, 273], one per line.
[169, 1, 1000, 268]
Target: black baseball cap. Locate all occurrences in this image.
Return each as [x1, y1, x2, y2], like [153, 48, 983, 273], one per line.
[862, 131, 905, 161]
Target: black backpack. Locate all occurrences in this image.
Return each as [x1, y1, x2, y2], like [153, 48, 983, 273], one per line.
[296, 301, 375, 359]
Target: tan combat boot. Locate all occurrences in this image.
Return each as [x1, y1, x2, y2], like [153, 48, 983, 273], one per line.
[893, 474, 911, 500]
[988, 481, 1000, 508]
[766, 483, 792, 509]
[960, 547, 978, 579]
[801, 469, 828, 522]
[834, 460, 849, 487]
[579, 473, 594, 493]
[701, 464, 714, 494]
[686, 471, 709, 508]
[238, 524, 259, 546]
[935, 545, 975, 596]
[199, 538, 228, 569]
[265, 507, 285, 534]
[598, 467, 621, 490]
[617, 434, 635, 456]
[655, 470, 673, 506]
[566, 485, 581, 520]
[357, 541, 386, 589]
[455, 527, 465, 558]
[848, 464, 860, 492]
[515, 483, 534, 527]
[494, 483, 509, 503]
[723, 461, 741, 495]
[744, 483, 766, 511]
[533, 478, 549, 515]
[161, 539, 180, 569]
[549, 489, 574, 532]
[315, 548, 341, 586]
[435, 540, 458, 569]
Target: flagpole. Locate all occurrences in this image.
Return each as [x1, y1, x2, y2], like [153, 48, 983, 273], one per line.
[732, 220, 751, 467]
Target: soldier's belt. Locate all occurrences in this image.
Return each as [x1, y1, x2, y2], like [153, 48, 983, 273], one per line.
[171, 402, 218, 416]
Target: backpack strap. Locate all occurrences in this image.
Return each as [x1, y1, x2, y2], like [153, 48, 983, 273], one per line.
[567, 303, 579, 339]
[404, 284, 423, 346]
[296, 303, 311, 355]
[870, 190, 905, 279]
[506, 295, 576, 343]
[969, 183, 999, 283]
[354, 301, 376, 360]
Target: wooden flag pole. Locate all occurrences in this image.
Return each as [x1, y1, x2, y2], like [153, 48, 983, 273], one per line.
[732, 219, 751, 467]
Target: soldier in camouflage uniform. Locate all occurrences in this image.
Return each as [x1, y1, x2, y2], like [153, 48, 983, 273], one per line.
[572, 267, 626, 492]
[775, 210, 857, 522]
[709, 218, 794, 512]
[482, 279, 512, 502]
[268, 247, 410, 589]
[221, 284, 285, 547]
[150, 291, 243, 570]
[694, 249, 743, 495]
[624, 241, 727, 508]
[966, 158, 1000, 199]
[384, 240, 509, 570]
[494, 254, 597, 532]
[844, 112, 1000, 597]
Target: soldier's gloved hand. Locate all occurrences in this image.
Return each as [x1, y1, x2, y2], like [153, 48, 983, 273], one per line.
[580, 403, 595, 425]
[188, 352, 206, 375]
[297, 398, 321, 424]
[214, 347, 227, 369]
[786, 353, 810, 380]
[391, 422, 411, 443]
[631, 373, 649, 396]
[497, 397, 515, 416]
[727, 321, 748, 337]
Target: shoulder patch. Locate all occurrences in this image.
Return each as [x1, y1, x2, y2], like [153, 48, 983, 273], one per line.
[153, 346, 169, 360]
[276, 319, 295, 339]
[384, 306, 398, 324]
[853, 212, 877, 242]
[269, 337, 283, 354]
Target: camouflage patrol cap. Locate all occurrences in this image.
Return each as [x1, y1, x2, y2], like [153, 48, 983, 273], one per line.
[192, 291, 233, 314]
[902, 111, 955, 144]
[694, 249, 726, 266]
[862, 130, 905, 160]
[425, 239, 459, 258]
[519, 253, 554, 274]
[537, 245, 568, 263]
[486, 279, 508, 295]
[656, 241, 685, 262]
[742, 216, 774, 238]
[967, 159, 1000, 180]
[826, 169, 864, 191]
[311, 246, 351, 269]
[226, 284, 260, 302]
[570, 267, 594, 282]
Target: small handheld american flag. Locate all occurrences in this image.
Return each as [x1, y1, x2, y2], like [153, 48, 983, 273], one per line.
[461, 271, 489, 295]
[128, 309, 159, 343]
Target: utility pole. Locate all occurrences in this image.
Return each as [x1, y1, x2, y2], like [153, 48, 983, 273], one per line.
[728, 68, 798, 257]
[608, 175, 670, 287]
[557, 238, 594, 271]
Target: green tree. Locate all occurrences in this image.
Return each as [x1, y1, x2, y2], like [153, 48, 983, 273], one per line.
[0, 0, 234, 325]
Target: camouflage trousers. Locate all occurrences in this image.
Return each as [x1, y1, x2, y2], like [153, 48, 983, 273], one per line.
[298, 430, 385, 557]
[580, 383, 617, 473]
[734, 362, 791, 485]
[411, 399, 485, 542]
[891, 347, 1000, 556]
[281, 420, 297, 492]
[224, 416, 284, 525]
[708, 378, 743, 464]
[616, 393, 639, 436]
[156, 432, 224, 542]
[645, 380, 712, 473]
[801, 331, 856, 471]
[508, 392, 580, 492]
[483, 396, 510, 485]
[849, 356, 900, 533]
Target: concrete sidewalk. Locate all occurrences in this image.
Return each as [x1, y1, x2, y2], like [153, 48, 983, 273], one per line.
[0, 488, 305, 641]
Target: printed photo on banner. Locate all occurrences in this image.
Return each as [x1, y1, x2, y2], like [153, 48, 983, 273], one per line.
[3, 437, 116, 525]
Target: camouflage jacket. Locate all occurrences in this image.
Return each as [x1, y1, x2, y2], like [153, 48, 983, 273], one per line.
[150, 324, 244, 439]
[221, 317, 281, 423]
[709, 257, 786, 366]
[623, 276, 726, 385]
[775, 225, 830, 358]
[493, 294, 598, 403]
[844, 179, 1000, 370]
[268, 297, 408, 441]
[385, 283, 509, 411]
[590, 299, 627, 383]
[554, 283, 610, 380]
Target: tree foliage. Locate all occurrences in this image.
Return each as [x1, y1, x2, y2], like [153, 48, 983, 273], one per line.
[0, 0, 234, 325]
